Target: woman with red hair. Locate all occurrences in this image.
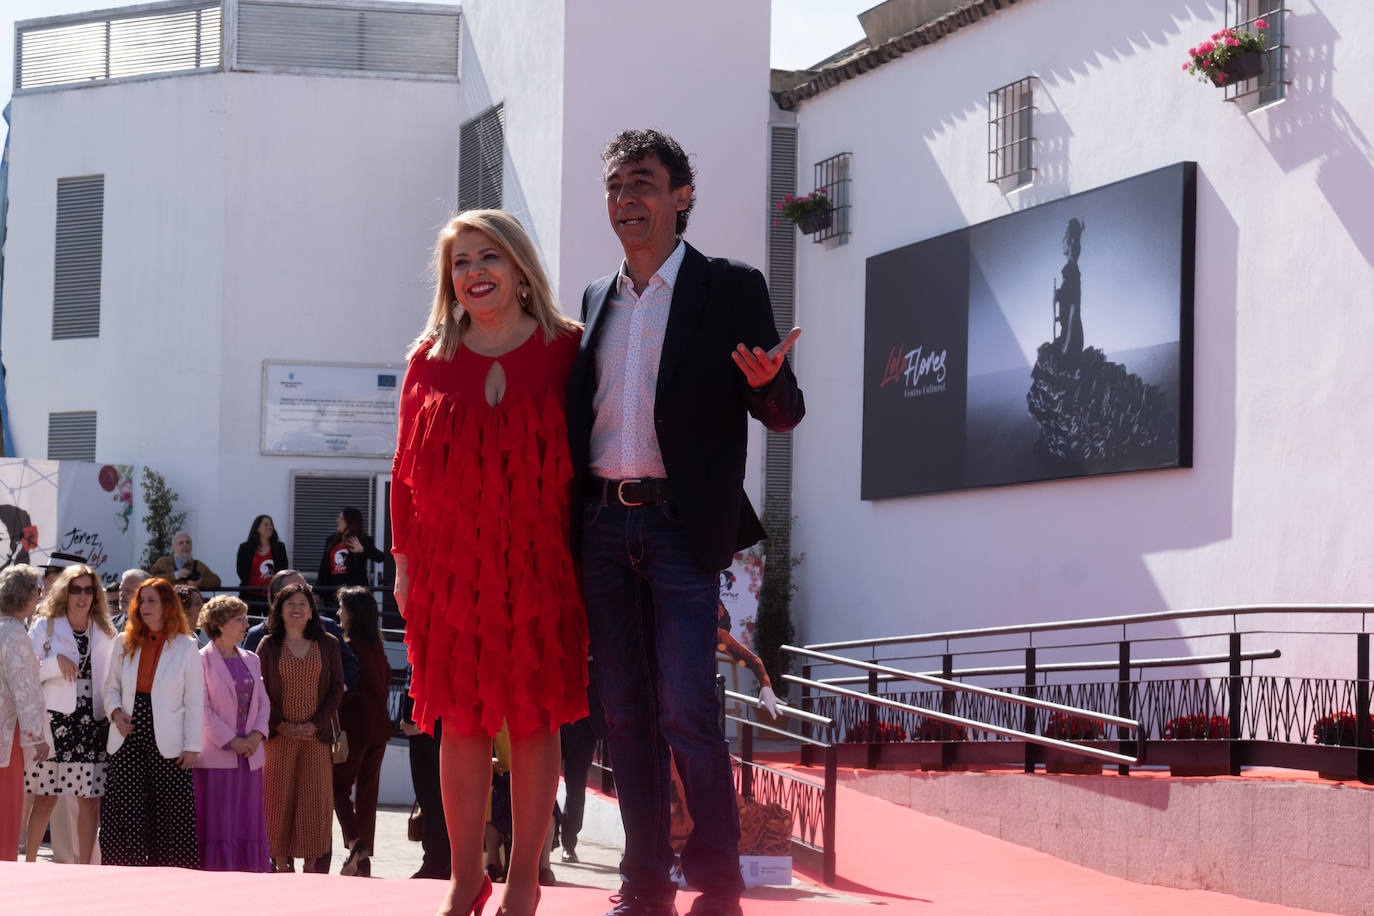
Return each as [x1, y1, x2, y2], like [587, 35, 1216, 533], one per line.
[100, 577, 204, 867]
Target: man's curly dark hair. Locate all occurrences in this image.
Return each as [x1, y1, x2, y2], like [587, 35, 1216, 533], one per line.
[602, 129, 696, 234]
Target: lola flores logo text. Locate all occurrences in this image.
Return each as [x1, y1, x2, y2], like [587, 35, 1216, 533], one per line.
[879, 343, 949, 399]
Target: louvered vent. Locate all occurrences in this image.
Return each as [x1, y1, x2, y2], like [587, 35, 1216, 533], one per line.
[16, 3, 222, 91]
[48, 411, 97, 461]
[53, 175, 104, 340]
[236, 1, 459, 79]
[289, 473, 376, 585]
[458, 104, 504, 212]
[763, 124, 797, 538]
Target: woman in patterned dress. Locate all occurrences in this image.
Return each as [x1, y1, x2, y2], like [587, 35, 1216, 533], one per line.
[100, 578, 204, 868]
[257, 582, 344, 873]
[1, 564, 49, 862]
[391, 210, 589, 916]
[25, 563, 117, 863]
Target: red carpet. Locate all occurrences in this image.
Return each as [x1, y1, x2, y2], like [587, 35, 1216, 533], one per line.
[785, 767, 1328, 914]
[1, 774, 1331, 914]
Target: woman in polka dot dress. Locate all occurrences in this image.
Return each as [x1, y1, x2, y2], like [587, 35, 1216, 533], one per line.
[25, 564, 117, 863]
[100, 578, 204, 868]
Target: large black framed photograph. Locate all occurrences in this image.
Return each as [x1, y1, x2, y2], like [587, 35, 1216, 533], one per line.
[861, 162, 1195, 499]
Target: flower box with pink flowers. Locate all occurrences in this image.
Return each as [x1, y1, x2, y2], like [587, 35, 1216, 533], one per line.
[1183, 20, 1269, 87]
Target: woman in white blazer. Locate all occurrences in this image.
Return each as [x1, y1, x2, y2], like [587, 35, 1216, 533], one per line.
[193, 595, 271, 872]
[24, 564, 117, 864]
[1, 565, 49, 862]
[100, 577, 204, 868]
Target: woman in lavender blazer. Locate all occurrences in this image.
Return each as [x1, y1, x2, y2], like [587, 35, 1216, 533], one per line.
[194, 595, 271, 871]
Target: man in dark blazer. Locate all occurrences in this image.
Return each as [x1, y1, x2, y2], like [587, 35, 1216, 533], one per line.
[568, 129, 804, 916]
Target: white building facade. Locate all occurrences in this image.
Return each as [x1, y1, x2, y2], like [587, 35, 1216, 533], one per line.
[2, 0, 770, 585]
[775, 0, 1374, 669]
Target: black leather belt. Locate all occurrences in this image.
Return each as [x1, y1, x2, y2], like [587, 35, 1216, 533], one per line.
[590, 476, 673, 507]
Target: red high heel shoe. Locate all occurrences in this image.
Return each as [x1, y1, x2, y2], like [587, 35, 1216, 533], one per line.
[464, 874, 493, 916]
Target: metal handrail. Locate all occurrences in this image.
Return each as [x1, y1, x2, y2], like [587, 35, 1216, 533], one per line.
[785, 673, 1140, 766]
[725, 714, 831, 747]
[787, 646, 1139, 730]
[722, 688, 832, 727]
[816, 649, 1281, 685]
[806, 604, 1374, 652]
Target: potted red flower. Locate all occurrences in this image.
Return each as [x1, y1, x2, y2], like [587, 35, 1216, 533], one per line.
[1183, 20, 1269, 87]
[1042, 712, 1106, 775]
[843, 719, 907, 743]
[1163, 714, 1231, 776]
[914, 717, 967, 742]
[775, 189, 832, 235]
[1163, 714, 1230, 740]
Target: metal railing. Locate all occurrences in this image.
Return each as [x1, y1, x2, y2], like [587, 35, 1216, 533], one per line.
[723, 688, 837, 884]
[787, 605, 1374, 780]
[787, 646, 1142, 767]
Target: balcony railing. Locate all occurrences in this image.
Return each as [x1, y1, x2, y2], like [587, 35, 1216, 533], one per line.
[14, 0, 460, 94]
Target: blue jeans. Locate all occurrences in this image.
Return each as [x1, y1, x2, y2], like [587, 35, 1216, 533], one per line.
[580, 498, 744, 903]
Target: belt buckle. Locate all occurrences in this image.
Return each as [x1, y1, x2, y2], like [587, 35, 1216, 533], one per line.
[616, 478, 644, 507]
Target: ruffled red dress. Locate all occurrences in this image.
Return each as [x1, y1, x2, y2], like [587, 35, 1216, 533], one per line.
[391, 328, 589, 738]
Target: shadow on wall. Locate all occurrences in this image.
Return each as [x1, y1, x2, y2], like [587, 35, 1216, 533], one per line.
[1005, 82, 1072, 212]
[917, 0, 1222, 140]
[1249, 0, 1374, 266]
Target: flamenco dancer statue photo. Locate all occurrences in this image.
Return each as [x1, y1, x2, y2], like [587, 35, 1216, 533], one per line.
[1026, 218, 1178, 466]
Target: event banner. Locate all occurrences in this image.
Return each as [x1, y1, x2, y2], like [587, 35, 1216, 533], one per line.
[862, 162, 1196, 499]
[262, 361, 403, 458]
[0, 459, 135, 585]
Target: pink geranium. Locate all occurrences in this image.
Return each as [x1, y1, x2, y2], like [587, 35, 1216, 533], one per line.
[1183, 22, 1269, 84]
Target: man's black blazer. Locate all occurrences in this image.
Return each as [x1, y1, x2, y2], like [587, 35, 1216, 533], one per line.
[568, 242, 805, 573]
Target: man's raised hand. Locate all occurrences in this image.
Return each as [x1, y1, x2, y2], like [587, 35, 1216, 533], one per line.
[732, 326, 802, 388]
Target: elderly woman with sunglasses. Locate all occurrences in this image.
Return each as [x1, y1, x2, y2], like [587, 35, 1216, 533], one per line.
[25, 563, 118, 863]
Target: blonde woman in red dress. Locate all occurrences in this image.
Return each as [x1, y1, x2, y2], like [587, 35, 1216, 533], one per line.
[392, 210, 589, 916]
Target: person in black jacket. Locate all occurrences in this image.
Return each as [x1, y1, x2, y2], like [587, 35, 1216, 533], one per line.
[236, 515, 289, 611]
[316, 508, 384, 605]
[568, 129, 804, 916]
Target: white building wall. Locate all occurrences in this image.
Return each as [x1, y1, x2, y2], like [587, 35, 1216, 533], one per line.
[2, 0, 774, 577]
[215, 73, 460, 573]
[5, 74, 232, 559]
[786, 0, 1374, 673]
[3, 69, 460, 575]
[459, 0, 566, 290]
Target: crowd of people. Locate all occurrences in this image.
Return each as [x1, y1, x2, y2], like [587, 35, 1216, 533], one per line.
[1, 128, 804, 916]
[0, 561, 405, 873]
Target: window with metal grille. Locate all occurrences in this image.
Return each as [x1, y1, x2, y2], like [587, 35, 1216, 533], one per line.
[764, 123, 797, 558]
[809, 152, 851, 244]
[15, 2, 222, 92]
[988, 77, 1035, 188]
[53, 175, 104, 340]
[48, 411, 96, 461]
[1226, 2, 1287, 104]
[289, 472, 376, 585]
[458, 104, 504, 212]
[235, 1, 459, 79]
